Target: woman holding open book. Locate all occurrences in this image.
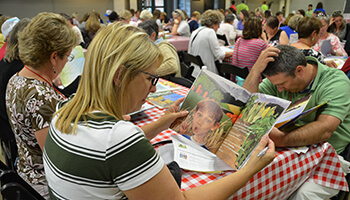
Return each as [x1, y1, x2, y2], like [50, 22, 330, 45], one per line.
[43, 22, 275, 200]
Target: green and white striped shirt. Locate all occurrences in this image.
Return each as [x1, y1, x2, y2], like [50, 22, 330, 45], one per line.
[43, 111, 164, 199]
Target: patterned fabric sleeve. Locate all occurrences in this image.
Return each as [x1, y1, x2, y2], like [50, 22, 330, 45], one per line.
[329, 34, 348, 56]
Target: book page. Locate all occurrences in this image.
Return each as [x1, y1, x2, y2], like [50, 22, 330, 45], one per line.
[275, 96, 311, 126]
[216, 93, 290, 170]
[170, 69, 251, 154]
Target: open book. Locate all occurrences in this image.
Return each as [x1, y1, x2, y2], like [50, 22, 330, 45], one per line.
[170, 69, 291, 170]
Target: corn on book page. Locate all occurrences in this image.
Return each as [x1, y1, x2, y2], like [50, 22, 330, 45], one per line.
[215, 93, 290, 170]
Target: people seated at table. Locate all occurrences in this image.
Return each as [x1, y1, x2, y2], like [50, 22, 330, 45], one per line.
[243, 45, 350, 200]
[264, 16, 289, 46]
[187, 11, 201, 33]
[153, 9, 162, 27]
[188, 9, 233, 76]
[0, 17, 30, 171]
[160, 11, 169, 25]
[138, 19, 181, 78]
[5, 12, 77, 198]
[171, 9, 191, 37]
[232, 16, 267, 73]
[237, 9, 249, 30]
[313, 16, 347, 57]
[291, 16, 337, 68]
[0, 17, 20, 60]
[217, 13, 236, 46]
[328, 11, 349, 42]
[279, 14, 302, 43]
[43, 22, 275, 200]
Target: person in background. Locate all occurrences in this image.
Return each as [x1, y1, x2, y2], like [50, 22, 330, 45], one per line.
[107, 11, 119, 25]
[182, 10, 190, 21]
[229, 0, 237, 13]
[297, 9, 305, 17]
[119, 10, 132, 24]
[140, 10, 153, 22]
[72, 12, 80, 26]
[291, 16, 336, 67]
[131, 9, 140, 22]
[5, 12, 77, 198]
[138, 19, 181, 78]
[313, 2, 326, 16]
[280, 14, 302, 43]
[171, 9, 190, 37]
[188, 11, 201, 33]
[261, 0, 268, 12]
[264, 10, 272, 20]
[0, 15, 10, 49]
[217, 14, 236, 45]
[237, 9, 249, 30]
[232, 16, 267, 83]
[0, 17, 20, 60]
[264, 16, 289, 46]
[153, 9, 162, 27]
[243, 45, 350, 200]
[160, 12, 169, 24]
[0, 18, 30, 172]
[129, 9, 135, 21]
[328, 11, 349, 42]
[188, 9, 233, 76]
[313, 16, 347, 57]
[43, 21, 275, 200]
[280, 13, 294, 27]
[305, 4, 314, 17]
[276, 11, 285, 25]
[255, 7, 264, 21]
[80, 10, 101, 49]
[236, 0, 249, 15]
[78, 12, 89, 29]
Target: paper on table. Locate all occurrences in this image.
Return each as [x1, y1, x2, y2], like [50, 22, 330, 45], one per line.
[171, 135, 234, 172]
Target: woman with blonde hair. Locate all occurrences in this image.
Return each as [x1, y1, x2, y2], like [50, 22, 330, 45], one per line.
[43, 22, 275, 200]
[5, 12, 77, 198]
[119, 9, 132, 24]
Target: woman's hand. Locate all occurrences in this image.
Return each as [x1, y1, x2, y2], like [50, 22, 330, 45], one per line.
[160, 97, 189, 128]
[325, 60, 338, 68]
[241, 135, 275, 176]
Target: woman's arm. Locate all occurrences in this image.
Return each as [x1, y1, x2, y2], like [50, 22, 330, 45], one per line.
[123, 135, 275, 200]
[34, 127, 49, 151]
[279, 31, 289, 45]
[171, 19, 180, 36]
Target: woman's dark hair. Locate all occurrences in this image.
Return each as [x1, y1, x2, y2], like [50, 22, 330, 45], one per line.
[296, 16, 322, 39]
[242, 16, 263, 39]
[264, 10, 272, 18]
[316, 2, 323, 9]
[265, 16, 279, 29]
[298, 9, 305, 17]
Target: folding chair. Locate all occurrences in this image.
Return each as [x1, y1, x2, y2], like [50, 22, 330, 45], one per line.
[217, 33, 229, 46]
[215, 62, 249, 81]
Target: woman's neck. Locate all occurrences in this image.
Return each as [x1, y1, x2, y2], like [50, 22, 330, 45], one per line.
[297, 38, 312, 49]
[20, 65, 54, 84]
[268, 29, 278, 39]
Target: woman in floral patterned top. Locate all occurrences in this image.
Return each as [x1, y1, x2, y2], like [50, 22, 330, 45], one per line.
[5, 12, 77, 198]
[313, 16, 348, 57]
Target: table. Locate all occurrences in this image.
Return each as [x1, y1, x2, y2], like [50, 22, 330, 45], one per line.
[166, 35, 190, 51]
[132, 81, 348, 199]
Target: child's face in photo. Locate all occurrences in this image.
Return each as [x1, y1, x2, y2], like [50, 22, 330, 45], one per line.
[192, 110, 218, 136]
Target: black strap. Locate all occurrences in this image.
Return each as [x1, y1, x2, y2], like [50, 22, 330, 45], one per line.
[190, 27, 206, 47]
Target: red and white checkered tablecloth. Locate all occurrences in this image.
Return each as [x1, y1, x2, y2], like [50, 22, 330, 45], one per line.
[133, 80, 348, 199]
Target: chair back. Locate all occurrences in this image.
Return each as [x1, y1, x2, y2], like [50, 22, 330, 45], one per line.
[167, 76, 193, 88]
[180, 63, 195, 81]
[1, 182, 39, 200]
[215, 62, 249, 80]
[216, 34, 229, 46]
[181, 51, 204, 67]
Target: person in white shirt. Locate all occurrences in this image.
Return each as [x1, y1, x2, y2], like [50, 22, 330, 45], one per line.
[171, 9, 191, 37]
[217, 14, 237, 45]
[188, 10, 233, 76]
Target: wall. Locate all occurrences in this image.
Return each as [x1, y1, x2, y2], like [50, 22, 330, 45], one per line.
[0, 0, 113, 22]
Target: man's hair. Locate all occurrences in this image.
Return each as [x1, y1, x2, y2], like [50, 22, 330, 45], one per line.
[195, 100, 223, 123]
[276, 11, 283, 16]
[265, 16, 279, 29]
[298, 9, 305, 17]
[231, 1, 235, 4]
[225, 14, 235, 23]
[138, 19, 159, 39]
[262, 45, 307, 77]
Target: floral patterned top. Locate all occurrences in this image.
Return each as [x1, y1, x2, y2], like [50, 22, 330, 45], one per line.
[313, 33, 348, 56]
[5, 73, 64, 185]
[299, 49, 326, 65]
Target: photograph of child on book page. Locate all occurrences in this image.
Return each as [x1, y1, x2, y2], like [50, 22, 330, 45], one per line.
[178, 100, 225, 151]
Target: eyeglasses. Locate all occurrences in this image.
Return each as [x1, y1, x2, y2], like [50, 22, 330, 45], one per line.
[140, 70, 159, 86]
[66, 54, 75, 62]
[332, 11, 342, 17]
[315, 12, 326, 17]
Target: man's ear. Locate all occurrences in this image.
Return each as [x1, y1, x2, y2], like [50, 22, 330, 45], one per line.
[210, 122, 221, 131]
[295, 65, 304, 76]
[113, 65, 127, 87]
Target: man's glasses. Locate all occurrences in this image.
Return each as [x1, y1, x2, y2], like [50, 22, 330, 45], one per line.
[66, 54, 75, 62]
[140, 70, 159, 86]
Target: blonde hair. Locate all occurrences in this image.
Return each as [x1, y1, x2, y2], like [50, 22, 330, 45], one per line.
[140, 10, 153, 20]
[119, 10, 132, 21]
[200, 9, 224, 27]
[85, 10, 101, 34]
[55, 22, 163, 134]
[191, 11, 201, 20]
[17, 12, 77, 69]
